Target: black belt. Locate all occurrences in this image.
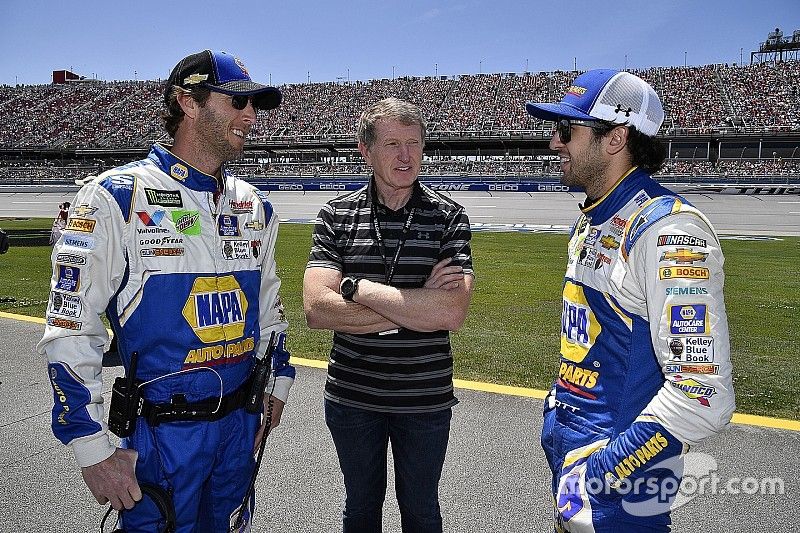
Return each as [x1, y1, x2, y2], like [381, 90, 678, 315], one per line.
[140, 375, 253, 426]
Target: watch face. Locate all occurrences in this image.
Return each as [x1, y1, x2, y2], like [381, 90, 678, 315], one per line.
[341, 277, 355, 299]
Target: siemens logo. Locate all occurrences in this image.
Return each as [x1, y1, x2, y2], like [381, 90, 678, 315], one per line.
[666, 287, 709, 296]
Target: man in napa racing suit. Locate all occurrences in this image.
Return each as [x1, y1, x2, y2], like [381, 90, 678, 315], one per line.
[38, 50, 295, 532]
[526, 69, 735, 532]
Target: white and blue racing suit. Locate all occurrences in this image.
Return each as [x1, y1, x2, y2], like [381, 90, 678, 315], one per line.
[544, 167, 735, 532]
[38, 144, 295, 531]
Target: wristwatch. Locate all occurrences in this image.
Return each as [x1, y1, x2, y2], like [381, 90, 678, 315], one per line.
[340, 277, 360, 301]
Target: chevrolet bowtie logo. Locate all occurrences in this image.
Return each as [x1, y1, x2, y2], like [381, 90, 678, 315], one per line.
[245, 220, 264, 231]
[183, 73, 209, 85]
[661, 248, 708, 264]
[600, 235, 620, 250]
[72, 204, 98, 217]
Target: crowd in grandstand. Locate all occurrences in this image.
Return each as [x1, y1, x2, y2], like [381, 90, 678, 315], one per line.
[2, 61, 799, 181]
[2, 61, 800, 149]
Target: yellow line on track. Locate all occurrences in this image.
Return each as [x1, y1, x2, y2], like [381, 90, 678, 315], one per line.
[4, 311, 798, 432]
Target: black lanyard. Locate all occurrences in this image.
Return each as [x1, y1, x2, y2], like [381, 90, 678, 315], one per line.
[372, 205, 415, 285]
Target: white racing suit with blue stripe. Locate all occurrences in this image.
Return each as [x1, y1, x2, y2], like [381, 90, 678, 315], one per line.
[38, 144, 295, 532]
[544, 167, 735, 532]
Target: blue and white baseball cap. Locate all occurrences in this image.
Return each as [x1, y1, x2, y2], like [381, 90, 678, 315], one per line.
[165, 50, 281, 110]
[525, 69, 664, 136]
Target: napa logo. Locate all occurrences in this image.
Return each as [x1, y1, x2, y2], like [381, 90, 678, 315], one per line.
[182, 276, 248, 343]
[561, 281, 601, 363]
[170, 163, 189, 181]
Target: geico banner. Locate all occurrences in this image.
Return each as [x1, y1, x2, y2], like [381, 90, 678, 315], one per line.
[254, 180, 578, 193]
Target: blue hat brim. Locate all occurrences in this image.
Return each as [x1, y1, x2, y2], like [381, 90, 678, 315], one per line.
[525, 102, 595, 123]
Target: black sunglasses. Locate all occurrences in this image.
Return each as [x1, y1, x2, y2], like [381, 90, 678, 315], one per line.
[554, 118, 614, 143]
[230, 94, 258, 111]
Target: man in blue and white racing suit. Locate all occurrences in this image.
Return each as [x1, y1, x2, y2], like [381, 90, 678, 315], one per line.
[526, 70, 735, 531]
[38, 50, 295, 531]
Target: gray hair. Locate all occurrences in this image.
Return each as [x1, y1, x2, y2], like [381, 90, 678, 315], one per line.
[357, 97, 426, 149]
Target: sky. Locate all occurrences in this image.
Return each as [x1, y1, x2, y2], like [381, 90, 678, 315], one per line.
[2, 1, 799, 86]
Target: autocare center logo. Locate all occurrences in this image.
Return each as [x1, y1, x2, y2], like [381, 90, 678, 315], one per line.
[181, 276, 254, 368]
[563, 452, 785, 518]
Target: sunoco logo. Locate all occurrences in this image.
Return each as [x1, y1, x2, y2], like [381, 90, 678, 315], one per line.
[182, 276, 248, 343]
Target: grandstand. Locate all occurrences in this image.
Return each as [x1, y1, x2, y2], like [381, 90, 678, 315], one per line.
[1, 60, 800, 184]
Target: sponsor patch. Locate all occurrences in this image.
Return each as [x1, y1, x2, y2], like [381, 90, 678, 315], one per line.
[65, 218, 96, 233]
[144, 188, 183, 207]
[170, 163, 188, 181]
[633, 191, 650, 207]
[218, 215, 240, 237]
[182, 276, 248, 344]
[658, 234, 708, 248]
[609, 216, 627, 236]
[139, 235, 183, 246]
[229, 199, 254, 214]
[567, 85, 587, 96]
[49, 291, 83, 318]
[140, 247, 185, 257]
[668, 336, 715, 362]
[137, 210, 167, 227]
[600, 235, 620, 250]
[251, 240, 261, 258]
[665, 363, 719, 375]
[72, 204, 99, 217]
[594, 252, 611, 270]
[245, 220, 264, 231]
[669, 376, 716, 406]
[55, 253, 87, 266]
[557, 362, 599, 400]
[665, 286, 708, 296]
[578, 246, 597, 267]
[659, 266, 709, 280]
[221, 240, 252, 260]
[47, 317, 82, 330]
[62, 234, 95, 250]
[55, 264, 80, 292]
[171, 210, 201, 235]
[669, 305, 708, 335]
[584, 228, 601, 246]
[660, 248, 708, 264]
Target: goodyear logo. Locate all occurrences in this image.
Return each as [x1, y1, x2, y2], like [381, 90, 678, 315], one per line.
[65, 218, 96, 233]
[170, 163, 189, 181]
[670, 376, 716, 407]
[660, 248, 708, 264]
[561, 281, 601, 363]
[659, 266, 709, 280]
[669, 305, 708, 335]
[182, 276, 248, 343]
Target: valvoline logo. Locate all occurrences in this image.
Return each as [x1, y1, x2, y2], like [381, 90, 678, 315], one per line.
[182, 276, 248, 343]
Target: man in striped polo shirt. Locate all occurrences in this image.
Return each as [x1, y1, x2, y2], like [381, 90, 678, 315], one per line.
[303, 97, 474, 533]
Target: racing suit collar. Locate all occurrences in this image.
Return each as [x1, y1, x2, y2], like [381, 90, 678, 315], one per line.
[580, 166, 647, 222]
[148, 143, 225, 193]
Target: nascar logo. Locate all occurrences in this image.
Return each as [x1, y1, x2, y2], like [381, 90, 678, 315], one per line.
[182, 276, 248, 343]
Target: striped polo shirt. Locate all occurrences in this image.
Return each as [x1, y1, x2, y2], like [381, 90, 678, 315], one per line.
[307, 178, 474, 413]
